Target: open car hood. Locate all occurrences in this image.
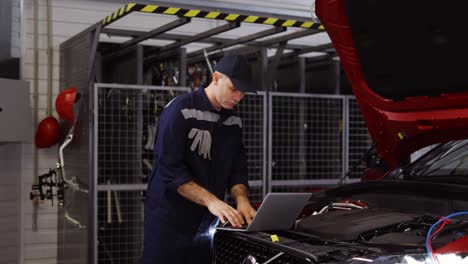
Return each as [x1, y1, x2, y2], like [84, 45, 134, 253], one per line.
[316, 0, 468, 168]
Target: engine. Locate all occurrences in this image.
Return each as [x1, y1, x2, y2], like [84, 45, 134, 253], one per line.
[214, 201, 468, 263]
[296, 202, 468, 252]
[296, 208, 425, 247]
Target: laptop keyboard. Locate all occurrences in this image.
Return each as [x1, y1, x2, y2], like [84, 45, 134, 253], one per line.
[221, 222, 248, 229]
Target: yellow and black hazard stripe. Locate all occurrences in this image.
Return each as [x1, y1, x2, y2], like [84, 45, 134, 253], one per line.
[102, 3, 324, 30]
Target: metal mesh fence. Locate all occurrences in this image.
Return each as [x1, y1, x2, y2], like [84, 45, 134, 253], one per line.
[94, 84, 371, 263]
[97, 86, 190, 185]
[226, 93, 266, 204]
[95, 84, 191, 264]
[347, 97, 373, 178]
[97, 190, 145, 264]
[95, 84, 268, 262]
[270, 93, 344, 189]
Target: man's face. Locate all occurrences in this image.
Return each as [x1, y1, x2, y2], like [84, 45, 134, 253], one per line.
[214, 72, 245, 110]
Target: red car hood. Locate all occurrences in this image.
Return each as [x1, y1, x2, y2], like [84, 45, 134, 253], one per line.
[316, 0, 468, 169]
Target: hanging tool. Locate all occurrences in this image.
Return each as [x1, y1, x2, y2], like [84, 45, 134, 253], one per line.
[107, 179, 112, 224]
[144, 124, 157, 151]
[114, 192, 123, 224]
[30, 168, 64, 207]
[106, 178, 123, 224]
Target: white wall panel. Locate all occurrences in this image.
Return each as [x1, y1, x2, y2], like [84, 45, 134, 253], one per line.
[24, 213, 58, 230]
[24, 259, 57, 264]
[23, 65, 60, 80]
[11, 0, 21, 57]
[0, 143, 22, 264]
[24, 244, 57, 260]
[25, 230, 59, 245]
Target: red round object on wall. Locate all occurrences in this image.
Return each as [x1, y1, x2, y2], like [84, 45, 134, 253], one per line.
[35, 116, 61, 148]
[55, 86, 77, 124]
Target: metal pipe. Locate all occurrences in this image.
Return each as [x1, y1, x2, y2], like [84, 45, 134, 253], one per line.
[203, 49, 213, 75]
[46, 0, 52, 116]
[59, 134, 89, 194]
[144, 21, 241, 64]
[105, 17, 190, 58]
[188, 27, 286, 58]
[103, 28, 316, 51]
[64, 211, 86, 229]
[32, 0, 39, 233]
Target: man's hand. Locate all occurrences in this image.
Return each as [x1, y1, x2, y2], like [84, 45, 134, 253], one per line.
[207, 199, 244, 227]
[177, 181, 245, 227]
[236, 199, 256, 224]
[230, 184, 256, 224]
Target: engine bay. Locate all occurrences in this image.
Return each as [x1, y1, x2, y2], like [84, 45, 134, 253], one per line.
[215, 181, 468, 263]
[295, 200, 468, 254]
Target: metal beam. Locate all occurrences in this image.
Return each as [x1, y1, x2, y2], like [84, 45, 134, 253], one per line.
[331, 57, 341, 94]
[186, 46, 260, 64]
[178, 48, 187, 87]
[145, 21, 241, 64]
[266, 41, 287, 91]
[188, 26, 287, 58]
[105, 17, 190, 57]
[95, 0, 311, 21]
[103, 28, 228, 45]
[187, 42, 333, 66]
[87, 24, 102, 84]
[101, 2, 321, 30]
[164, 21, 240, 52]
[254, 29, 321, 47]
[102, 28, 314, 52]
[186, 32, 326, 64]
[294, 43, 334, 55]
[305, 56, 333, 69]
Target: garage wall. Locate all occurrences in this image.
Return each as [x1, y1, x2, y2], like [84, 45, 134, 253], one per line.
[0, 1, 23, 264]
[19, 1, 125, 263]
[18, 1, 314, 264]
[11, 0, 21, 58]
[0, 143, 22, 264]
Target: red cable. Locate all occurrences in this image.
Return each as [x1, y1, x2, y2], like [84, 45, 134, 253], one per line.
[428, 218, 451, 264]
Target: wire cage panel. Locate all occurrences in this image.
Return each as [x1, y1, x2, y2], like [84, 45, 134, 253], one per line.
[95, 84, 191, 264]
[97, 190, 145, 264]
[225, 93, 266, 204]
[93, 84, 372, 264]
[270, 93, 345, 187]
[347, 97, 373, 178]
[95, 85, 267, 263]
[96, 85, 191, 186]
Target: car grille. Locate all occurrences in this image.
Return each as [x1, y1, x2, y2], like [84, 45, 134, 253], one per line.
[213, 231, 313, 264]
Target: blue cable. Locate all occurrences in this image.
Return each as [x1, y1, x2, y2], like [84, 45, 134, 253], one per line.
[425, 211, 468, 260]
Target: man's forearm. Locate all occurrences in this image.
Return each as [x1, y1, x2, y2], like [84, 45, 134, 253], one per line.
[230, 184, 249, 203]
[177, 181, 219, 207]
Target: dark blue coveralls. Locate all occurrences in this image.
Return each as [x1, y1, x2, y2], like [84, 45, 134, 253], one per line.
[142, 87, 249, 264]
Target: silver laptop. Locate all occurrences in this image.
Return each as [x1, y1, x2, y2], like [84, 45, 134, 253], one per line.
[216, 192, 311, 232]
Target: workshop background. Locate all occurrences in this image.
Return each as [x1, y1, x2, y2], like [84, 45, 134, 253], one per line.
[0, 0, 374, 263]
